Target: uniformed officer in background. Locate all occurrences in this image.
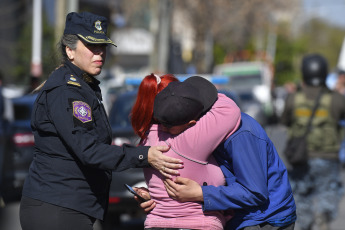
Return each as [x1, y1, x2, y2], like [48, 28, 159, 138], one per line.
[281, 54, 345, 230]
[19, 12, 182, 230]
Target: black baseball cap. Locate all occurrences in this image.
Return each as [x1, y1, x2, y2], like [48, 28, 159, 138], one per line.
[64, 12, 117, 47]
[184, 76, 218, 114]
[154, 76, 218, 127]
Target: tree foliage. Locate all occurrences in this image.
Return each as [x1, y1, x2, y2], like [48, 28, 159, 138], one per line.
[13, 12, 57, 85]
[4, 0, 345, 87]
[92, 0, 345, 85]
[274, 18, 345, 86]
[172, 0, 297, 73]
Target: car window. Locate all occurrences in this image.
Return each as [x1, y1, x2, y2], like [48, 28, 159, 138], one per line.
[11, 94, 37, 122]
[217, 89, 242, 109]
[229, 74, 262, 89]
[108, 91, 137, 128]
[13, 104, 31, 121]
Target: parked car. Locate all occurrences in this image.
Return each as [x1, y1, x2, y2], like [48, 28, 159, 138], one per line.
[217, 88, 242, 109]
[213, 61, 274, 126]
[103, 88, 146, 229]
[2, 93, 37, 202]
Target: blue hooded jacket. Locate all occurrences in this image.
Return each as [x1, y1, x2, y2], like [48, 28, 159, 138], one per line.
[202, 113, 296, 230]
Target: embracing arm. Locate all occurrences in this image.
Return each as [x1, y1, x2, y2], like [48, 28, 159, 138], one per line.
[178, 93, 241, 161]
[44, 87, 182, 174]
[165, 132, 269, 210]
[203, 133, 268, 210]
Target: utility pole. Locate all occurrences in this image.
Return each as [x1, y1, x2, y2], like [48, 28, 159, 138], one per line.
[67, 0, 79, 13]
[55, 0, 79, 50]
[157, 0, 172, 73]
[31, 0, 42, 78]
[149, 0, 172, 73]
[55, 0, 66, 46]
[149, 0, 159, 72]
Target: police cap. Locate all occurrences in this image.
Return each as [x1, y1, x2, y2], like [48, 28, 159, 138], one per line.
[64, 12, 116, 47]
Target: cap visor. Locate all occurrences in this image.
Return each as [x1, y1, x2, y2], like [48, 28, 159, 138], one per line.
[77, 34, 117, 47]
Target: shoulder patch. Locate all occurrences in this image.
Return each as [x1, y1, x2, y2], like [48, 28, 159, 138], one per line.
[66, 74, 81, 87]
[73, 101, 92, 123]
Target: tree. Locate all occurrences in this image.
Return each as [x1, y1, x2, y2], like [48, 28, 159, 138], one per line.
[173, 0, 298, 73]
[14, 12, 57, 86]
[274, 18, 345, 86]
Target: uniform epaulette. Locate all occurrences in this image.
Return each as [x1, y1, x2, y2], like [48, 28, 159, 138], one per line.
[66, 74, 81, 87]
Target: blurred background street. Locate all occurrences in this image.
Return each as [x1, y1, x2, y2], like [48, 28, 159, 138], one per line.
[2, 0, 345, 229]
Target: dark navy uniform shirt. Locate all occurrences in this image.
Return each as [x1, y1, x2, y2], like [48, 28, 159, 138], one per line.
[22, 61, 150, 220]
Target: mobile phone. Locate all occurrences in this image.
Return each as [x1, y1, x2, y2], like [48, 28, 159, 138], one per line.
[124, 184, 149, 202]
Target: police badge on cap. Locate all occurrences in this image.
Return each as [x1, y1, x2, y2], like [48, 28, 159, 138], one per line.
[64, 12, 117, 47]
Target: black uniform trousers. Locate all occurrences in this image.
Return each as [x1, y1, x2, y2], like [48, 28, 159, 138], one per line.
[20, 196, 96, 230]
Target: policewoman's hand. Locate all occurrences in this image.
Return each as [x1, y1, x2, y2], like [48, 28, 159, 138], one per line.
[148, 146, 183, 178]
[133, 187, 156, 213]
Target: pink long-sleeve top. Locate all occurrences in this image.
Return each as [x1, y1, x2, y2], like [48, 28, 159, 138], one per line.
[141, 93, 241, 230]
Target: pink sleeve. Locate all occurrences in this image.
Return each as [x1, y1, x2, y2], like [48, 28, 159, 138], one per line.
[173, 93, 241, 162]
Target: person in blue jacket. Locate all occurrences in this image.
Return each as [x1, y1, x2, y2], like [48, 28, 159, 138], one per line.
[139, 112, 296, 230]
[19, 12, 182, 230]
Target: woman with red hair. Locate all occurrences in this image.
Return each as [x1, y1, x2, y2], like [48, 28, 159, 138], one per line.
[131, 73, 179, 141]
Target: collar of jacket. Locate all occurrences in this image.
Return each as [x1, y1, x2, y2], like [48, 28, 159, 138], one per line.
[302, 85, 328, 100]
[65, 61, 100, 86]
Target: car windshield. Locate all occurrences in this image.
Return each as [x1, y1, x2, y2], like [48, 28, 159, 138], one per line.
[229, 74, 262, 89]
[108, 91, 137, 128]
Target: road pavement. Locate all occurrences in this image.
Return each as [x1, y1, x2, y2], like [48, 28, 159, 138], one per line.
[267, 125, 345, 230]
[330, 170, 345, 230]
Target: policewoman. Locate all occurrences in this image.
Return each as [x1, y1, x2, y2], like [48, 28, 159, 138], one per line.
[19, 12, 182, 230]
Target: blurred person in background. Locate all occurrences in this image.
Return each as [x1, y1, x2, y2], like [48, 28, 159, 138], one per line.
[335, 70, 345, 167]
[0, 72, 4, 206]
[26, 75, 42, 94]
[131, 75, 241, 230]
[0, 72, 4, 135]
[284, 82, 298, 94]
[281, 53, 345, 230]
[335, 70, 345, 96]
[19, 12, 182, 230]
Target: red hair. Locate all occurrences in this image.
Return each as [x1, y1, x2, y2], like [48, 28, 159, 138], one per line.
[131, 73, 179, 140]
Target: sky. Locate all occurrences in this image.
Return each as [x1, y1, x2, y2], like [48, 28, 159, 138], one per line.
[303, 0, 345, 28]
